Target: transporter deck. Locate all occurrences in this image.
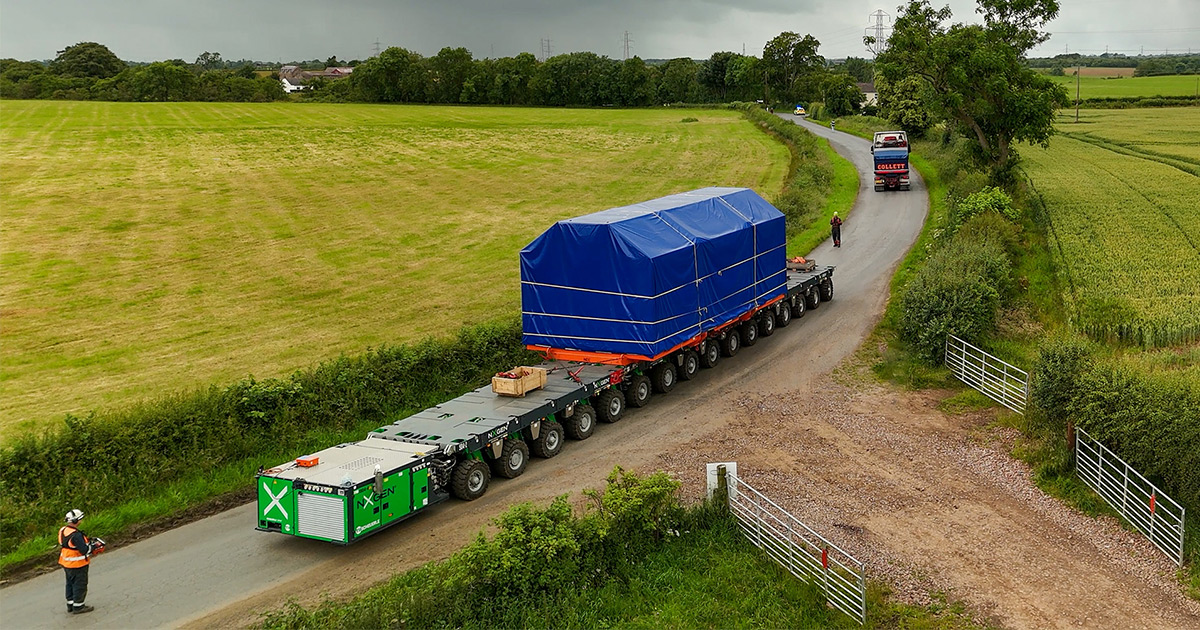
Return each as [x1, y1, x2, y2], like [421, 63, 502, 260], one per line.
[368, 361, 622, 455]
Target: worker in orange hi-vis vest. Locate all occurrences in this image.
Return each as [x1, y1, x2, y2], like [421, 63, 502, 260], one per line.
[58, 509, 106, 614]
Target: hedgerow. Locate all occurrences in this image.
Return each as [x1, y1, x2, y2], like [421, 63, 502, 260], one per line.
[0, 318, 535, 561]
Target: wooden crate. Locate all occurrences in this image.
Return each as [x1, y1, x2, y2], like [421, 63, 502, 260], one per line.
[491, 366, 548, 397]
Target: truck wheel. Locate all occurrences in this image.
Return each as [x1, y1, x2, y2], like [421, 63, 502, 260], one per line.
[700, 342, 721, 369]
[451, 459, 490, 501]
[564, 404, 596, 440]
[626, 374, 652, 407]
[595, 389, 626, 423]
[721, 330, 741, 357]
[819, 278, 834, 302]
[490, 439, 529, 479]
[776, 304, 792, 328]
[759, 310, 776, 337]
[740, 321, 759, 347]
[529, 421, 564, 458]
[678, 350, 701, 381]
[805, 288, 820, 310]
[651, 362, 677, 393]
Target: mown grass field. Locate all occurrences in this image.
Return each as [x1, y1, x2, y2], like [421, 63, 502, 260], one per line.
[0, 101, 788, 434]
[1047, 74, 1200, 99]
[1021, 108, 1200, 347]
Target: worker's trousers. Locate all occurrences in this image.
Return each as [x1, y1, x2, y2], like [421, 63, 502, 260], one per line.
[64, 565, 88, 606]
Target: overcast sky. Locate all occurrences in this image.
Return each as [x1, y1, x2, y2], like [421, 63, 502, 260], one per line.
[1, 0, 1197, 63]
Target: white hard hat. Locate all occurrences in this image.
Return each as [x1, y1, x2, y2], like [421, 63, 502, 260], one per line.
[65, 509, 84, 523]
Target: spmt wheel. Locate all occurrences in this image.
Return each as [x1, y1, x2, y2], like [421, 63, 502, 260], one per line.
[805, 288, 820, 310]
[490, 439, 529, 479]
[721, 330, 741, 357]
[564, 404, 596, 440]
[651, 362, 677, 394]
[792, 295, 807, 319]
[595, 389, 626, 423]
[741, 321, 759, 347]
[819, 278, 834, 302]
[700, 341, 721, 368]
[626, 374, 652, 408]
[678, 350, 701, 381]
[451, 458, 491, 501]
[776, 303, 792, 328]
[758, 311, 776, 337]
[530, 421, 564, 458]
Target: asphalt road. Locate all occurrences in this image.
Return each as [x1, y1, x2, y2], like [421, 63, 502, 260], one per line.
[0, 116, 927, 629]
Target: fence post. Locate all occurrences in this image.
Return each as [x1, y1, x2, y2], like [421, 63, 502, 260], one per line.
[717, 464, 729, 512]
[821, 544, 831, 604]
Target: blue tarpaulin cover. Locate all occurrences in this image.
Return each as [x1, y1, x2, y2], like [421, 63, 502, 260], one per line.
[521, 187, 787, 358]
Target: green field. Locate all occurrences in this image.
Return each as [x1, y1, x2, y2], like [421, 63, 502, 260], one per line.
[1048, 74, 1200, 99]
[1021, 108, 1200, 346]
[0, 101, 789, 433]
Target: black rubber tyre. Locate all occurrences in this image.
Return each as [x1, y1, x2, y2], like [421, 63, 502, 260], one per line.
[490, 439, 529, 479]
[776, 303, 792, 328]
[595, 389, 626, 423]
[740, 321, 759, 347]
[819, 278, 834, 302]
[626, 374, 652, 407]
[651, 362, 677, 393]
[563, 404, 596, 440]
[758, 310, 776, 337]
[700, 341, 720, 369]
[805, 288, 820, 310]
[721, 330, 741, 357]
[792, 295, 807, 319]
[678, 350, 701, 381]
[451, 458, 490, 501]
[529, 420, 564, 458]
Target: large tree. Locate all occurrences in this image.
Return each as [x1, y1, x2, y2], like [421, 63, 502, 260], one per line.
[761, 32, 824, 103]
[874, 0, 1067, 177]
[350, 46, 428, 102]
[52, 42, 125, 79]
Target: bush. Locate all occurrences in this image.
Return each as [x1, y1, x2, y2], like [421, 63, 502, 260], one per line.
[1030, 333, 1094, 426]
[950, 186, 1020, 230]
[899, 221, 1013, 362]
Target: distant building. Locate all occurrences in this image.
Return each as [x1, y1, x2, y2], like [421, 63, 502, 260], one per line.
[856, 82, 878, 106]
[279, 65, 354, 91]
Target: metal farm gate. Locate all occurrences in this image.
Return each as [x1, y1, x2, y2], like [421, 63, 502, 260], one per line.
[1075, 428, 1186, 565]
[945, 334, 1029, 414]
[712, 464, 867, 625]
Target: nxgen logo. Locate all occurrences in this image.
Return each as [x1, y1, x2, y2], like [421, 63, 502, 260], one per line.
[263, 482, 289, 519]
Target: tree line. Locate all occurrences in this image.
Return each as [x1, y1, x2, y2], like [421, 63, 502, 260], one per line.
[0, 36, 876, 116]
[0, 43, 285, 102]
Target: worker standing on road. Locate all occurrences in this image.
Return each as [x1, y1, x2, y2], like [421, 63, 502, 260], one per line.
[830, 212, 843, 248]
[59, 509, 104, 614]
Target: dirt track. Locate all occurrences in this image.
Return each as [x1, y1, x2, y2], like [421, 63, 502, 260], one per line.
[3, 119, 1193, 629]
